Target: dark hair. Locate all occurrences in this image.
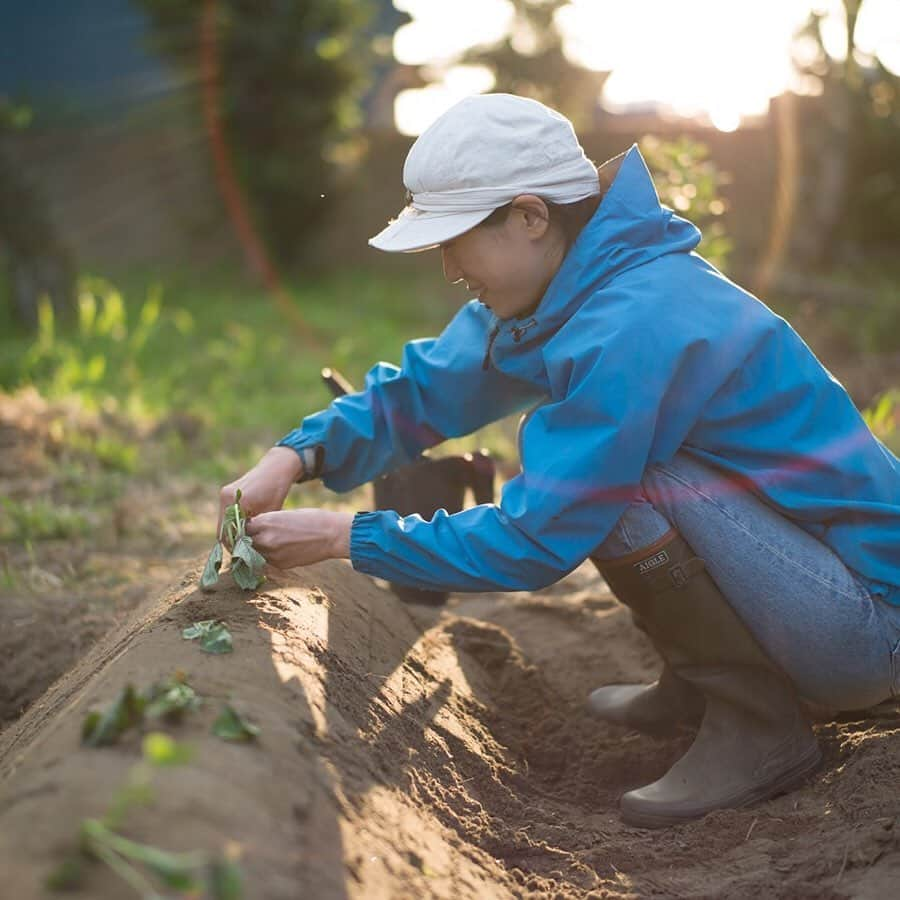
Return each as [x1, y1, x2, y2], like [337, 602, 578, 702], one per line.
[478, 190, 602, 251]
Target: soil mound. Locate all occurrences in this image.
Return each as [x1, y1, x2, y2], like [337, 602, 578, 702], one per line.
[0, 558, 898, 899]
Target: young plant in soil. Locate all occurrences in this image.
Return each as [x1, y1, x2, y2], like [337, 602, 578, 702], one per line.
[47, 733, 244, 898]
[212, 704, 260, 742]
[182, 619, 233, 654]
[82, 674, 201, 747]
[202, 489, 266, 591]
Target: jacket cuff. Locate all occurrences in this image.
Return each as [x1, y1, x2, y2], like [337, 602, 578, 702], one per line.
[349, 510, 391, 577]
[275, 437, 325, 483]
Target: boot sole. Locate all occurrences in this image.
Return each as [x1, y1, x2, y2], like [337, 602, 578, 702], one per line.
[620, 740, 823, 829]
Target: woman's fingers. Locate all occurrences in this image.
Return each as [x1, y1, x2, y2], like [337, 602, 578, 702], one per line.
[215, 447, 305, 545]
[244, 513, 264, 538]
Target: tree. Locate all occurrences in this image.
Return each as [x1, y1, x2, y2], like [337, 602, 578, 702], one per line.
[459, 0, 607, 130]
[138, 0, 385, 265]
[793, 0, 900, 265]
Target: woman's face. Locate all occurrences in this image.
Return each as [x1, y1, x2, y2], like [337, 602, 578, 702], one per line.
[440, 196, 565, 321]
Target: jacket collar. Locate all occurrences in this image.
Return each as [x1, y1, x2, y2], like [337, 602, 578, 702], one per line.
[484, 144, 702, 376]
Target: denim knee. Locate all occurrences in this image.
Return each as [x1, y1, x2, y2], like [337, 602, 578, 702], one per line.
[592, 495, 673, 561]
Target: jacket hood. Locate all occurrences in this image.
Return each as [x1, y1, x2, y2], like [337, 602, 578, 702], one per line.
[486, 143, 702, 376]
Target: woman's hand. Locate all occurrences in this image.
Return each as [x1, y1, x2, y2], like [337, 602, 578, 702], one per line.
[245, 509, 353, 570]
[217, 446, 304, 541]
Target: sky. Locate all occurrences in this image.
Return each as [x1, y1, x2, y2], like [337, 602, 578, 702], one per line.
[391, 0, 900, 135]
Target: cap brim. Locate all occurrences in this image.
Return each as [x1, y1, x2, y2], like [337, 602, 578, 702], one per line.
[368, 205, 495, 253]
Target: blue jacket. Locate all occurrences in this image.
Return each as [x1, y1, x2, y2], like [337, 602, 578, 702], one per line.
[278, 145, 900, 602]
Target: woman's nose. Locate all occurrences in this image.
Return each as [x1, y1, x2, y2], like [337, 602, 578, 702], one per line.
[441, 247, 463, 285]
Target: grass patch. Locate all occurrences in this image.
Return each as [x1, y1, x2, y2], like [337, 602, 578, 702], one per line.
[0, 497, 92, 542]
[0, 265, 515, 482]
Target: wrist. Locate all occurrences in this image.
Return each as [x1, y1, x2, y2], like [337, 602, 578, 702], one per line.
[265, 445, 305, 482]
[330, 511, 354, 559]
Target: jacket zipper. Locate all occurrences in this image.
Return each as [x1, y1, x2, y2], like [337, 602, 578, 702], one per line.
[482, 324, 501, 371]
[482, 317, 540, 370]
[511, 317, 538, 342]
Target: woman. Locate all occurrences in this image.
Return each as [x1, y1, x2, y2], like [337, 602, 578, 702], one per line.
[219, 94, 900, 828]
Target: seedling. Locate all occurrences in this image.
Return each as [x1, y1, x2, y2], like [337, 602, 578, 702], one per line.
[48, 734, 244, 898]
[81, 674, 201, 746]
[182, 619, 233, 654]
[82, 684, 145, 747]
[144, 677, 202, 721]
[212, 704, 260, 742]
[201, 490, 266, 591]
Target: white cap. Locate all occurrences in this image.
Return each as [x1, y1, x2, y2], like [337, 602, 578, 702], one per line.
[369, 93, 600, 253]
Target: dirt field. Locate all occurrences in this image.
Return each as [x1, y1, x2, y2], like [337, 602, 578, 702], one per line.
[2, 388, 899, 898]
[1, 555, 898, 899]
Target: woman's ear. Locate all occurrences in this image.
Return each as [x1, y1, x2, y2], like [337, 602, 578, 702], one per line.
[510, 195, 551, 240]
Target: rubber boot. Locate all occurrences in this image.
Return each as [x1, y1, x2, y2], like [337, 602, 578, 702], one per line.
[587, 658, 704, 736]
[587, 613, 704, 735]
[591, 530, 822, 828]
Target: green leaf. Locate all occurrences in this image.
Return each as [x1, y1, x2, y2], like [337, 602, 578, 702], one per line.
[45, 854, 85, 891]
[81, 710, 101, 740]
[201, 541, 224, 591]
[232, 535, 266, 571]
[141, 851, 203, 891]
[208, 856, 244, 900]
[230, 535, 266, 590]
[86, 819, 206, 892]
[181, 619, 214, 640]
[230, 559, 264, 591]
[212, 704, 260, 742]
[142, 732, 193, 767]
[182, 619, 233, 654]
[144, 677, 201, 721]
[82, 685, 145, 747]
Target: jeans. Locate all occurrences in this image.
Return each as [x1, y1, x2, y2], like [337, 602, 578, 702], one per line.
[591, 452, 900, 710]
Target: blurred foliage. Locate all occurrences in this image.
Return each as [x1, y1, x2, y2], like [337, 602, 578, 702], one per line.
[0, 269, 508, 481]
[138, 0, 386, 264]
[863, 390, 900, 455]
[16, 278, 170, 420]
[0, 497, 91, 543]
[0, 98, 33, 132]
[640, 135, 733, 272]
[837, 76, 900, 253]
[826, 276, 900, 355]
[793, 0, 900, 262]
[459, 0, 605, 129]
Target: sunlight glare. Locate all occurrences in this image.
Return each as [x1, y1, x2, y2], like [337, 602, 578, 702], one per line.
[391, 0, 900, 134]
[709, 108, 741, 133]
[853, 0, 900, 74]
[559, 0, 806, 129]
[810, 0, 849, 61]
[393, 0, 514, 65]
[395, 66, 496, 136]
